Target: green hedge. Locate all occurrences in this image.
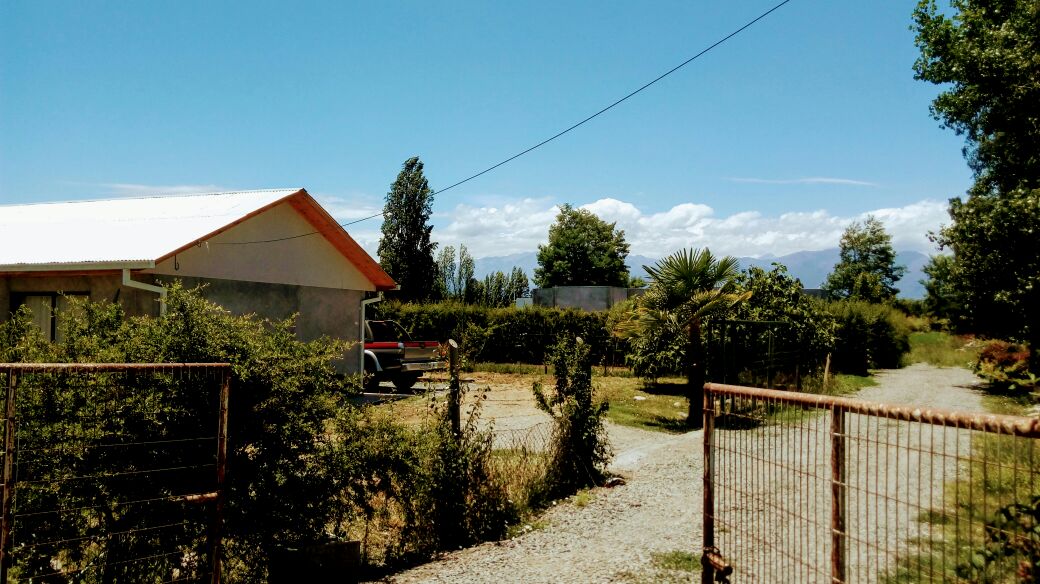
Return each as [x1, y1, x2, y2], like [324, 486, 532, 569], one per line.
[825, 300, 911, 375]
[374, 301, 617, 364]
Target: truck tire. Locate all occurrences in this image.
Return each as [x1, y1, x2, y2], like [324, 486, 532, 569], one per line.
[393, 372, 422, 392]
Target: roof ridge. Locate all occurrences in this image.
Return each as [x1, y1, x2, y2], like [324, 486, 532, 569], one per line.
[0, 188, 304, 208]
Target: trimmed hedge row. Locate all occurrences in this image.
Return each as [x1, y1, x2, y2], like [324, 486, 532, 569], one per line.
[373, 301, 616, 364]
[824, 300, 911, 375]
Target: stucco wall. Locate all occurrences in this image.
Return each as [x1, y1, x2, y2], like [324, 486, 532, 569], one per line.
[155, 275, 362, 374]
[1, 274, 362, 374]
[147, 202, 374, 291]
[1, 274, 161, 321]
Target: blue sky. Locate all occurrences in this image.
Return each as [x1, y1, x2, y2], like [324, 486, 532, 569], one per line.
[1, 1, 971, 259]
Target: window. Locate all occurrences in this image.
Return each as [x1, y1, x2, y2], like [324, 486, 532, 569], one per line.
[14, 293, 89, 342]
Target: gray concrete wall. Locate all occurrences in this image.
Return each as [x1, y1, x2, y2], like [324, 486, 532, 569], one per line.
[532, 286, 645, 311]
[155, 275, 362, 374]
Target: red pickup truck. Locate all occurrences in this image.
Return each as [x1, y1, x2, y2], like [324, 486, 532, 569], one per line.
[363, 320, 446, 391]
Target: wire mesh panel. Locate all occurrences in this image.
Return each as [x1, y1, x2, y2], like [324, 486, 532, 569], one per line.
[703, 383, 1040, 583]
[0, 364, 229, 584]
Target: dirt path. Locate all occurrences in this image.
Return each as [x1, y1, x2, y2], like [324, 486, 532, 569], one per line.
[385, 364, 985, 584]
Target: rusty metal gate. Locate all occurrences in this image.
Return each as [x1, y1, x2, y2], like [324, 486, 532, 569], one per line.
[0, 363, 230, 583]
[702, 383, 1040, 583]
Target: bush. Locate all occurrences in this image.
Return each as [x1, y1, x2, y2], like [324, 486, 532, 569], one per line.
[375, 301, 616, 364]
[974, 340, 1037, 392]
[824, 300, 911, 374]
[532, 337, 612, 498]
[0, 286, 519, 579]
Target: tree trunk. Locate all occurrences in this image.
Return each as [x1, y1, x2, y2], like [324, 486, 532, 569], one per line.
[687, 318, 705, 429]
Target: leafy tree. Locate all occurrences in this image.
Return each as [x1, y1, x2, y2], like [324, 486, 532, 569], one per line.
[457, 245, 475, 300]
[378, 157, 438, 302]
[914, 1, 1040, 366]
[534, 204, 630, 288]
[937, 190, 1040, 344]
[436, 245, 457, 300]
[921, 254, 963, 324]
[732, 264, 836, 367]
[508, 267, 530, 300]
[913, 0, 1040, 197]
[823, 216, 906, 302]
[621, 248, 749, 427]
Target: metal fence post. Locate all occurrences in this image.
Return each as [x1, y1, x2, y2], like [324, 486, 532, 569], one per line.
[831, 406, 847, 583]
[0, 370, 16, 583]
[447, 339, 461, 437]
[702, 387, 715, 584]
[209, 369, 230, 584]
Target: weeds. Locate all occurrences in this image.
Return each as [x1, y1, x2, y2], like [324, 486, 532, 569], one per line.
[905, 331, 981, 368]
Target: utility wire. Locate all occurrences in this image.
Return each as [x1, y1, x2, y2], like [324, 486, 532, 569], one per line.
[217, 0, 794, 246]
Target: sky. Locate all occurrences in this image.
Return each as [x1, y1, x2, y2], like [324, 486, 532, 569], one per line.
[0, 1, 972, 260]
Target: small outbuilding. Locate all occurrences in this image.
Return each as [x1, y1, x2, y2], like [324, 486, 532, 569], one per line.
[0, 188, 395, 373]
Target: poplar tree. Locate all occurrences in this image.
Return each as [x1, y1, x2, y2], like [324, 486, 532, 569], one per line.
[378, 157, 438, 302]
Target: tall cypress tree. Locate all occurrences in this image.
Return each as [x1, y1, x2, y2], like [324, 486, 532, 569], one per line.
[377, 157, 438, 302]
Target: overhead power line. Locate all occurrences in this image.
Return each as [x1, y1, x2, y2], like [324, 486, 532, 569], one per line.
[217, 0, 795, 246]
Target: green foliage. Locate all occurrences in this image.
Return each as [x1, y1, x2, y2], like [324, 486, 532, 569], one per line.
[532, 337, 611, 498]
[378, 156, 439, 302]
[374, 301, 614, 364]
[535, 203, 630, 287]
[913, 0, 1040, 369]
[936, 189, 1040, 351]
[823, 216, 905, 301]
[625, 313, 686, 382]
[956, 496, 1040, 583]
[913, 0, 1040, 197]
[823, 299, 911, 375]
[0, 287, 522, 579]
[907, 331, 981, 368]
[732, 264, 837, 368]
[467, 267, 531, 308]
[974, 339, 1037, 392]
[620, 248, 748, 425]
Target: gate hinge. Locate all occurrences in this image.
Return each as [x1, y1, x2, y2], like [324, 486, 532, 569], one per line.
[702, 546, 733, 583]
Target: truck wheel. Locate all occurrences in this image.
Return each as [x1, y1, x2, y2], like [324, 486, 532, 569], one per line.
[393, 373, 422, 392]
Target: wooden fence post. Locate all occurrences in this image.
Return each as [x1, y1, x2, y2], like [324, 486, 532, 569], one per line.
[208, 369, 230, 584]
[448, 339, 461, 437]
[831, 406, 847, 583]
[1, 370, 17, 583]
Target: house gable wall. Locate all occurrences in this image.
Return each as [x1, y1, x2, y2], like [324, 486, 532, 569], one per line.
[147, 202, 376, 291]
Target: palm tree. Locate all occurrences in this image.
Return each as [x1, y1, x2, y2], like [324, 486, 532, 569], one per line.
[631, 248, 749, 427]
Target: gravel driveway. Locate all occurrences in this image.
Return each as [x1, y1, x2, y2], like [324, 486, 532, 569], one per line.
[385, 364, 985, 584]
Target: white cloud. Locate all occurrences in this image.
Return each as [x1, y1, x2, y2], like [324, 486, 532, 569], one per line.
[729, 177, 879, 187]
[423, 197, 948, 259]
[100, 183, 227, 196]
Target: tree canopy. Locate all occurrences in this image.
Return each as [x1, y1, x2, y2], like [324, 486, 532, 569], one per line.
[534, 204, 630, 288]
[378, 157, 438, 302]
[823, 216, 905, 302]
[913, 0, 1040, 196]
[913, 0, 1040, 357]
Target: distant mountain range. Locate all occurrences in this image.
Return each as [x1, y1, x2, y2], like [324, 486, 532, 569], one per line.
[474, 249, 932, 298]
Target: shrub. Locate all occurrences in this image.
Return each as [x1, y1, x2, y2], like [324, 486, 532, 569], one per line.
[974, 340, 1036, 392]
[1, 286, 519, 579]
[824, 300, 911, 375]
[532, 337, 611, 498]
[375, 301, 616, 364]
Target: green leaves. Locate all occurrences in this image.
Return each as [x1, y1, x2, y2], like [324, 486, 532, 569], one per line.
[823, 216, 905, 302]
[534, 204, 631, 288]
[379, 156, 439, 302]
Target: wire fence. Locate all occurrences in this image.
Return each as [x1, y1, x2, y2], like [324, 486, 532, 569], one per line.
[702, 382, 1040, 583]
[0, 363, 230, 584]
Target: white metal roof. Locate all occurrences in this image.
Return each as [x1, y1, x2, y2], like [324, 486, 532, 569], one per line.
[0, 189, 303, 269]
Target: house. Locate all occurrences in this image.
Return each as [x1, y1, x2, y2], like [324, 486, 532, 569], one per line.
[0, 188, 396, 373]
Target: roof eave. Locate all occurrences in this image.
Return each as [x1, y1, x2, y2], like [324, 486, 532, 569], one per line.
[0, 260, 156, 273]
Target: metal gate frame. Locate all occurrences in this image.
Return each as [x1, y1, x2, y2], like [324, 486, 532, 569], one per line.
[0, 363, 230, 583]
[701, 382, 1040, 583]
